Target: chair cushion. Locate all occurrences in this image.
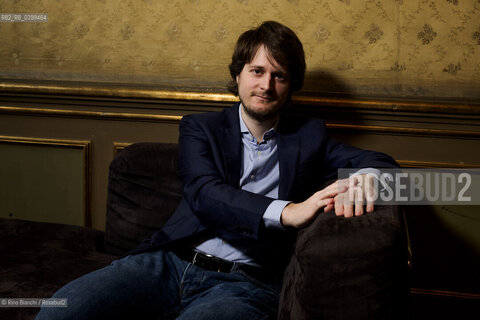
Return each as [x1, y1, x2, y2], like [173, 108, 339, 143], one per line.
[104, 143, 182, 256]
[278, 206, 409, 320]
[0, 218, 115, 320]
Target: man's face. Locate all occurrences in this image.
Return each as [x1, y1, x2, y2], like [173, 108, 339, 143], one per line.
[236, 45, 291, 122]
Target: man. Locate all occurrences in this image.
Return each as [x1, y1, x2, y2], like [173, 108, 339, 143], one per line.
[36, 21, 397, 320]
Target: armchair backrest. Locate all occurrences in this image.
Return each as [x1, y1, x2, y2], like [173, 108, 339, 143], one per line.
[104, 143, 182, 255]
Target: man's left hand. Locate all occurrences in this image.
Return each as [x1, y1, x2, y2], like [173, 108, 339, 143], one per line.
[324, 173, 377, 218]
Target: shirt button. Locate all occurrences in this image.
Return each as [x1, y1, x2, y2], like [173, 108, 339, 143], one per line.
[250, 174, 255, 180]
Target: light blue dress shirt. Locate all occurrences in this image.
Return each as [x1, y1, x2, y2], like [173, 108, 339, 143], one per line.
[195, 105, 289, 265]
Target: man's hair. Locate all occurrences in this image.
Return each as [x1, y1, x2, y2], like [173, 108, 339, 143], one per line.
[227, 21, 306, 96]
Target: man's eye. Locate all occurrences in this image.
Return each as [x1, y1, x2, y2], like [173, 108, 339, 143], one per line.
[252, 69, 262, 75]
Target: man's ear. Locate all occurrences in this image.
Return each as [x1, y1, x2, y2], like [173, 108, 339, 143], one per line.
[236, 75, 239, 83]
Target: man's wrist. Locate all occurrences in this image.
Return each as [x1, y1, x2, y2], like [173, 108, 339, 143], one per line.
[263, 200, 290, 230]
[280, 203, 290, 227]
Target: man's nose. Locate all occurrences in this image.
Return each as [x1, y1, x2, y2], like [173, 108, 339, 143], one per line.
[260, 74, 273, 91]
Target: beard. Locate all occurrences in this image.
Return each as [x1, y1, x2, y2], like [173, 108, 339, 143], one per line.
[240, 97, 282, 123]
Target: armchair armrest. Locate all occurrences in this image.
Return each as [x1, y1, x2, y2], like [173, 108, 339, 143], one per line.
[279, 205, 410, 319]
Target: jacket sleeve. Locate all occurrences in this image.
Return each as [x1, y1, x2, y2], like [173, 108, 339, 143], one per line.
[177, 115, 274, 240]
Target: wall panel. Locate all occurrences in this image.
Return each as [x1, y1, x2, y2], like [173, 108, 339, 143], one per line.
[0, 136, 90, 226]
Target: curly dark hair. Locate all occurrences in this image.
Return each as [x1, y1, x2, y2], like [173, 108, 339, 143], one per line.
[227, 21, 306, 96]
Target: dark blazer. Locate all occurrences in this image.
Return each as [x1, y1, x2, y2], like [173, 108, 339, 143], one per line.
[132, 103, 398, 259]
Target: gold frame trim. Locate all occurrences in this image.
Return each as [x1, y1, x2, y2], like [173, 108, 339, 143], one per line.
[0, 82, 237, 103]
[293, 96, 480, 115]
[0, 106, 182, 123]
[326, 123, 480, 139]
[1, 106, 480, 139]
[397, 160, 480, 168]
[0, 135, 92, 227]
[411, 288, 480, 301]
[113, 142, 132, 157]
[1, 81, 479, 115]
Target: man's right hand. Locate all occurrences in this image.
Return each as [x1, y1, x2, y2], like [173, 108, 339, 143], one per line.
[280, 180, 349, 228]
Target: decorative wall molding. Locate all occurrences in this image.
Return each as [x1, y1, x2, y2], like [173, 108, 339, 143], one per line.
[293, 96, 480, 116]
[113, 142, 132, 157]
[0, 135, 92, 227]
[0, 106, 182, 123]
[326, 123, 480, 139]
[1, 81, 479, 116]
[0, 135, 91, 148]
[411, 288, 480, 301]
[397, 160, 480, 169]
[0, 82, 237, 103]
[2, 105, 479, 141]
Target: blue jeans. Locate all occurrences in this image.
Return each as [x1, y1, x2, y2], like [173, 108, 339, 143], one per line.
[35, 250, 280, 320]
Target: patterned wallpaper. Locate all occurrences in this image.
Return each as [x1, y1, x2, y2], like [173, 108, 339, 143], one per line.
[1, 0, 479, 99]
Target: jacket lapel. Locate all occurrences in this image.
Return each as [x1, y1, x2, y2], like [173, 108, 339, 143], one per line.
[217, 104, 242, 188]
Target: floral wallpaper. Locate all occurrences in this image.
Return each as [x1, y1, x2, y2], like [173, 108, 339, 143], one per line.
[0, 0, 479, 99]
